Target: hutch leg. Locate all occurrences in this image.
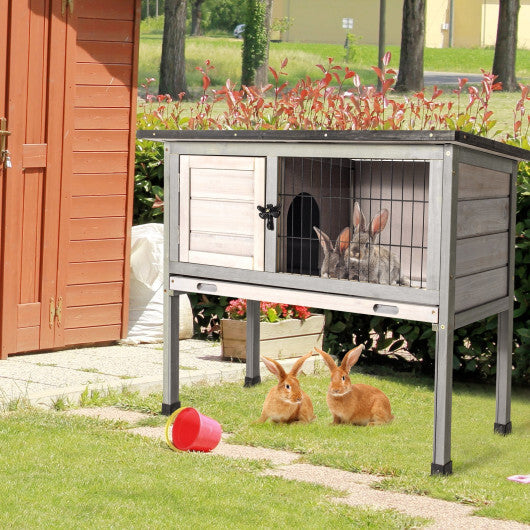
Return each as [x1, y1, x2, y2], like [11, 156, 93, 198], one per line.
[244, 299, 261, 387]
[494, 309, 513, 435]
[431, 325, 454, 475]
[162, 290, 181, 415]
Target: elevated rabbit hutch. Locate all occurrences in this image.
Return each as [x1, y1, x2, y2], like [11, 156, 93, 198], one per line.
[137, 129, 529, 475]
[0, 0, 140, 357]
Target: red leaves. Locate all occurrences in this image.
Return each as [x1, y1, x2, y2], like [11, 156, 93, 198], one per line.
[137, 58, 527, 140]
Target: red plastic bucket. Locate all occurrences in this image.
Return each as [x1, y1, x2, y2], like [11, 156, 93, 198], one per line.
[171, 407, 222, 452]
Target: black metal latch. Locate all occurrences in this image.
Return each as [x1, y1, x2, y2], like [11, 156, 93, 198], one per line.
[257, 204, 281, 231]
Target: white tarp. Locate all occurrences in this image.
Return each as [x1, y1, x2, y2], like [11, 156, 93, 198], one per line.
[124, 223, 193, 344]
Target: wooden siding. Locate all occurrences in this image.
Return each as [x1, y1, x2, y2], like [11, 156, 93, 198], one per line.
[454, 162, 511, 313]
[64, 0, 139, 347]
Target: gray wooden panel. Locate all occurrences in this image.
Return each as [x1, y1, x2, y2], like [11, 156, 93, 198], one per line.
[457, 163, 510, 200]
[456, 198, 509, 238]
[171, 276, 439, 323]
[426, 159, 443, 291]
[265, 156, 279, 273]
[169, 261, 440, 305]
[454, 297, 510, 329]
[166, 141, 444, 161]
[455, 232, 508, 277]
[454, 267, 508, 313]
[455, 145, 515, 174]
[167, 152, 180, 263]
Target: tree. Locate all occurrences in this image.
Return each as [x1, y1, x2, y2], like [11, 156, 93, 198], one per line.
[492, 0, 520, 92]
[190, 0, 205, 36]
[241, 0, 267, 87]
[159, 0, 188, 97]
[395, 0, 425, 92]
[254, 0, 273, 88]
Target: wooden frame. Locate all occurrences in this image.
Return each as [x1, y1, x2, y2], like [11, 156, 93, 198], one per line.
[143, 130, 529, 475]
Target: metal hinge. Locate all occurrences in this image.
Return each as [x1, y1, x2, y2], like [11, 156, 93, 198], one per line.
[62, 0, 74, 16]
[49, 297, 63, 328]
[0, 117, 12, 169]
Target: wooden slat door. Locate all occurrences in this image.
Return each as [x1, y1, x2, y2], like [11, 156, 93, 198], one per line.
[0, 0, 68, 357]
[179, 155, 266, 271]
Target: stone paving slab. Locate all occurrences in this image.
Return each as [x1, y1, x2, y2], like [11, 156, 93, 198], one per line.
[0, 340, 322, 409]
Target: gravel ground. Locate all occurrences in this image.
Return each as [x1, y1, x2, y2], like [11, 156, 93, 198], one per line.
[65, 407, 529, 529]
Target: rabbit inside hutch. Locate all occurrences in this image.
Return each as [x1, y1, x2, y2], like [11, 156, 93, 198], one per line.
[277, 157, 429, 288]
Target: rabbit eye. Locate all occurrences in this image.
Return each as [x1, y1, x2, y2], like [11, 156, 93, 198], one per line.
[342, 376, 345, 381]
[285, 384, 291, 390]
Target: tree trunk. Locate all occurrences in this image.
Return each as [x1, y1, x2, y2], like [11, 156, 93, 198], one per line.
[395, 0, 425, 93]
[191, 0, 205, 36]
[159, 0, 188, 97]
[492, 0, 520, 92]
[255, 0, 273, 89]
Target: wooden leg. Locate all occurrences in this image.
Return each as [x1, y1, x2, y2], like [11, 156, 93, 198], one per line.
[244, 299, 261, 387]
[162, 290, 181, 415]
[495, 309, 513, 435]
[431, 324, 454, 475]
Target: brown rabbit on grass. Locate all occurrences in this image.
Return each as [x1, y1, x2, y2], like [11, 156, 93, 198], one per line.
[316, 346, 394, 426]
[256, 353, 316, 424]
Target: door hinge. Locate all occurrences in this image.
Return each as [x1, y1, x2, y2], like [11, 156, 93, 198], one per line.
[49, 297, 63, 328]
[62, 0, 74, 16]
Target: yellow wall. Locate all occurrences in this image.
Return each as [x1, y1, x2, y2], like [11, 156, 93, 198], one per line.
[272, 0, 403, 46]
[272, 0, 530, 49]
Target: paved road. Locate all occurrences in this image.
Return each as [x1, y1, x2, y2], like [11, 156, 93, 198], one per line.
[424, 71, 484, 86]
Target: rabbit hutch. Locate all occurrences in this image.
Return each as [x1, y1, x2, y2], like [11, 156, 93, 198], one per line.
[138, 129, 529, 475]
[0, 0, 140, 358]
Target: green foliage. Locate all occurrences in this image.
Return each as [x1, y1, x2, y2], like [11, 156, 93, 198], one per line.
[134, 139, 164, 224]
[241, 0, 267, 86]
[206, 0, 244, 31]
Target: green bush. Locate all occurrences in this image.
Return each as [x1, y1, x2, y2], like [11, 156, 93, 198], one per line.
[134, 139, 164, 224]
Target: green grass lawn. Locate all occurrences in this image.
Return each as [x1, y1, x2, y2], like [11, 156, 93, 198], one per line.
[139, 32, 530, 94]
[81, 367, 530, 525]
[0, 410, 426, 528]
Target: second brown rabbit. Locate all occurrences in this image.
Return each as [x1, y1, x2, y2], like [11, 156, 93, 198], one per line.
[316, 346, 394, 426]
[256, 352, 315, 424]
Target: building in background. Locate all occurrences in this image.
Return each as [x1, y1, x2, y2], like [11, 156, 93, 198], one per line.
[272, 0, 530, 49]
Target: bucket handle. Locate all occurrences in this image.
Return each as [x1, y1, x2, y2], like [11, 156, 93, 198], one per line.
[165, 407, 184, 452]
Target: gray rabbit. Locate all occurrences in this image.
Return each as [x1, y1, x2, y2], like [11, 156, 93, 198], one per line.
[348, 202, 408, 285]
[313, 226, 351, 279]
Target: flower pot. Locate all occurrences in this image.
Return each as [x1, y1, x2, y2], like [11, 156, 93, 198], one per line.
[220, 314, 325, 361]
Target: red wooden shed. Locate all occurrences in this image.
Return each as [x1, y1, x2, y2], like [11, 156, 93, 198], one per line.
[0, 0, 141, 358]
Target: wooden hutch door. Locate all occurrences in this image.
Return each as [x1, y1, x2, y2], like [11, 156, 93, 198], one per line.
[179, 155, 266, 271]
[0, 0, 69, 356]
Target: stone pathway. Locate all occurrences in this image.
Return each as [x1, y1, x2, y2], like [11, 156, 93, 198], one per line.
[66, 407, 529, 530]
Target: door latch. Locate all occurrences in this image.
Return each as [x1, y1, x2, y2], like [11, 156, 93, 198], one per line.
[257, 204, 281, 231]
[0, 117, 11, 169]
[62, 0, 74, 15]
[49, 297, 63, 328]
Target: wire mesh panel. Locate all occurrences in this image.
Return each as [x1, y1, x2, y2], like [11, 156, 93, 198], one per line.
[277, 157, 429, 288]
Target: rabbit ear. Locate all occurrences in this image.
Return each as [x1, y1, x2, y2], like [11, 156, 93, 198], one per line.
[369, 209, 389, 238]
[289, 352, 313, 377]
[262, 356, 287, 381]
[315, 348, 337, 373]
[336, 227, 351, 254]
[353, 202, 366, 231]
[313, 226, 332, 255]
[341, 344, 365, 373]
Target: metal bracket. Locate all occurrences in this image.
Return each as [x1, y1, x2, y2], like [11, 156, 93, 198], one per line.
[49, 298, 55, 328]
[56, 297, 63, 327]
[62, 0, 73, 16]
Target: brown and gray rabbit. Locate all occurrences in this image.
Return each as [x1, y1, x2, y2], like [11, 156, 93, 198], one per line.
[348, 202, 407, 285]
[316, 345, 394, 426]
[313, 226, 351, 279]
[256, 353, 315, 424]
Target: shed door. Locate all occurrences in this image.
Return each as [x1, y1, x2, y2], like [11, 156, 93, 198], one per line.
[179, 155, 266, 270]
[0, 0, 69, 355]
